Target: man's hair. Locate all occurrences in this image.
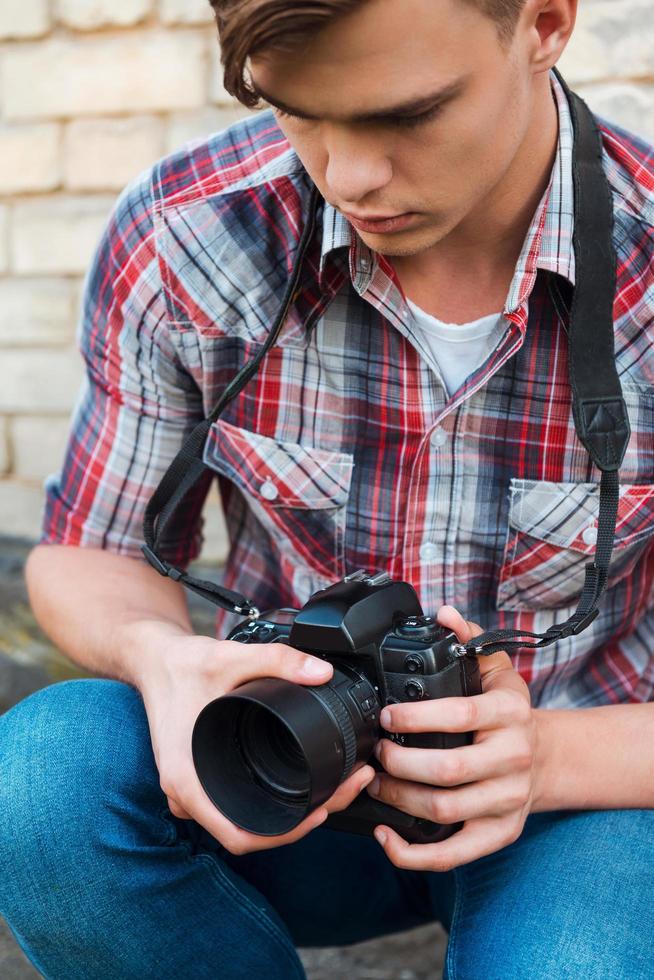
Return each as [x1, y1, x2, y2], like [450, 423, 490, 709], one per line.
[209, 0, 527, 108]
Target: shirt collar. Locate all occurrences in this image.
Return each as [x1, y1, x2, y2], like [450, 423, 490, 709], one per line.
[318, 69, 576, 306]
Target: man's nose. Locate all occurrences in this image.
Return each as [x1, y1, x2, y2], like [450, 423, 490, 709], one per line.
[324, 130, 392, 204]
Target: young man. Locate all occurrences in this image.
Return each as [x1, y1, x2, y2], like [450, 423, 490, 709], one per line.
[2, 0, 653, 976]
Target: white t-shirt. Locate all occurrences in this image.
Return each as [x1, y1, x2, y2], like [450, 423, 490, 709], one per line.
[406, 297, 505, 398]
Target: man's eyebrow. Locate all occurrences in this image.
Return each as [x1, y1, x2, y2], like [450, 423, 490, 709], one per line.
[251, 79, 465, 123]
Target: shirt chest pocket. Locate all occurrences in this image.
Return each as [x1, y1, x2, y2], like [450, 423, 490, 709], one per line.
[202, 418, 355, 581]
[496, 479, 654, 612]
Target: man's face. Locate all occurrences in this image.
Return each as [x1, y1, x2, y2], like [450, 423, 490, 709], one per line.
[249, 0, 543, 259]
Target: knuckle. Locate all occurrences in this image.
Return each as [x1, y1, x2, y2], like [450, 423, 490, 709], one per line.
[224, 835, 248, 856]
[512, 743, 533, 772]
[159, 775, 180, 801]
[440, 754, 466, 785]
[429, 792, 456, 824]
[464, 698, 479, 729]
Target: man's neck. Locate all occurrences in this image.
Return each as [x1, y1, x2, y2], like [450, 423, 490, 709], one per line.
[391, 74, 559, 322]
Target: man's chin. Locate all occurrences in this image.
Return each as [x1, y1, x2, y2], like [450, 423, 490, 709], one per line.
[358, 219, 454, 259]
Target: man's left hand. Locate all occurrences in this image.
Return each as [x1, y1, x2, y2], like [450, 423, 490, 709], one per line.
[367, 605, 539, 871]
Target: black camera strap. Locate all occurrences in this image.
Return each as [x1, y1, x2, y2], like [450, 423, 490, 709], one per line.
[142, 71, 631, 655]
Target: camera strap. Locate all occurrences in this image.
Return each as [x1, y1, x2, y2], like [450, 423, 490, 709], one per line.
[142, 71, 631, 654]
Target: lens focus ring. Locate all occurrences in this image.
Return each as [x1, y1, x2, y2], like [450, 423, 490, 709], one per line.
[312, 683, 358, 780]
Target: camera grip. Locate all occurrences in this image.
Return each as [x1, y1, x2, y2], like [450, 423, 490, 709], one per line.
[324, 654, 481, 843]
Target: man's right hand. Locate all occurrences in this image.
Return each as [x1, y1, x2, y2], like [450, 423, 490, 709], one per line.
[134, 625, 376, 855]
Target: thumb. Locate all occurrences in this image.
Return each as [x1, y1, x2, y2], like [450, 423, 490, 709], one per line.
[224, 639, 334, 688]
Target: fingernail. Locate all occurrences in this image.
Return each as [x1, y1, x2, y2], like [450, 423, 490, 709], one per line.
[373, 740, 383, 759]
[380, 707, 392, 728]
[374, 828, 387, 846]
[302, 658, 331, 678]
[367, 776, 380, 796]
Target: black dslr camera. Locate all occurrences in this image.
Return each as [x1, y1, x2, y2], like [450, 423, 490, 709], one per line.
[192, 571, 481, 845]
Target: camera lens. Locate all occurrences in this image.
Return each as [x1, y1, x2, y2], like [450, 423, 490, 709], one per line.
[192, 666, 379, 836]
[236, 704, 308, 802]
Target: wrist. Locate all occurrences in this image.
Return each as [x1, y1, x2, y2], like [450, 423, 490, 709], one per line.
[113, 617, 194, 692]
[531, 707, 562, 813]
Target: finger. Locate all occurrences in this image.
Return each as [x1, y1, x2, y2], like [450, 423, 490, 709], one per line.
[323, 765, 377, 814]
[374, 814, 522, 872]
[190, 782, 332, 854]
[220, 640, 334, 689]
[167, 797, 193, 820]
[382, 687, 531, 734]
[368, 772, 529, 824]
[436, 605, 482, 643]
[374, 735, 526, 787]
[437, 606, 515, 673]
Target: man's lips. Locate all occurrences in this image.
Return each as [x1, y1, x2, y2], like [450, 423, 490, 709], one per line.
[344, 212, 417, 233]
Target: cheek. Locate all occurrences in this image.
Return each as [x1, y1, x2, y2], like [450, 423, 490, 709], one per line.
[274, 121, 327, 182]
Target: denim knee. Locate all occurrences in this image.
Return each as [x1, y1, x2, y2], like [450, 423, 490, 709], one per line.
[0, 679, 166, 911]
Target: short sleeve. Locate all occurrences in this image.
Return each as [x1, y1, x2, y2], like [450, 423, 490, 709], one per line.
[41, 168, 211, 567]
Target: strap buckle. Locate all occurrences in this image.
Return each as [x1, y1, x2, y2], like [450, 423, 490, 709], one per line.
[141, 543, 171, 577]
[544, 607, 600, 643]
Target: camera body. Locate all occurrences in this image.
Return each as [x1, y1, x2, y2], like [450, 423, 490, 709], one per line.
[217, 570, 481, 844]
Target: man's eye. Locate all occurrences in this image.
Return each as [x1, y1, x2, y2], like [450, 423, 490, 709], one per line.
[392, 105, 443, 128]
[274, 105, 443, 128]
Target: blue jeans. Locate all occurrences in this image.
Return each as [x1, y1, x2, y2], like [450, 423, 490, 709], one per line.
[0, 679, 652, 979]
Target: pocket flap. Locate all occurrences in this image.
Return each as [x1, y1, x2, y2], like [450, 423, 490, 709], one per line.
[203, 418, 354, 509]
[508, 479, 654, 554]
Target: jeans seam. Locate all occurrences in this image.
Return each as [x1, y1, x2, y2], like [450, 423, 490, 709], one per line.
[157, 805, 304, 977]
[445, 866, 465, 980]
[194, 851, 306, 979]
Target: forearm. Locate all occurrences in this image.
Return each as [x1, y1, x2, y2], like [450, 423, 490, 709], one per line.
[532, 702, 654, 812]
[25, 543, 195, 690]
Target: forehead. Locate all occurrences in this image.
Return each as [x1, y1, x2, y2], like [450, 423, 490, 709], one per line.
[249, 0, 499, 107]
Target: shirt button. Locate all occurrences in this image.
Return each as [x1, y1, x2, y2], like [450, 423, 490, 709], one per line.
[419, 542, 440, 562]
[260, 480, 279, 501]
[582, 525, 598, 546]
[430, 427, 448, 448]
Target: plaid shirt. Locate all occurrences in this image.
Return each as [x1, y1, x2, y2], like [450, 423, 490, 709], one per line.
[42, 74, 654, 709]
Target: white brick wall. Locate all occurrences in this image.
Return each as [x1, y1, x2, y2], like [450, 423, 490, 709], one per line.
[0, 0, 652, 556]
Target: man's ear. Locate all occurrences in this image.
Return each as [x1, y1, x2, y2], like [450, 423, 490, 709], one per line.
[523, 0, 578, 75]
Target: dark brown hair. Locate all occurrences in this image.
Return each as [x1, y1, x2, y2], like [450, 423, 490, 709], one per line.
[208, 0, 526, 108]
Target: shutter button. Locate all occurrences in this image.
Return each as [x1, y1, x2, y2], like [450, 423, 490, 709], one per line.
[260, 480, 279, 501]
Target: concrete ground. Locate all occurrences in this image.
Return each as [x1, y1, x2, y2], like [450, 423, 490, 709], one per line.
[0, 537, 446, 978]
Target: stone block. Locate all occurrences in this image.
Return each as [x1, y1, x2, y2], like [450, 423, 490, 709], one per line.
[64, 116, 164, 191]
[0, 0, 50, 39]
[578, 82, 654, 142]
[560, 1, 654, 85]
[0, 206, 8, 274]
[10, 195, 116, 276]
[1, 31, 208, 121]
[0, 279, 76, 348]
[198, 484, 229, 565]
[164, 106, 257, 153]
[159, 0, 214, 26]
[0, 123, 61, 195]
[0, 348, 83, 413]
[0, 419, 8, 476]
[209, 43, 236, 106]
[11, 416, 73, 483]
[0, 480, 47, 541]
[55, 0, 152, 31]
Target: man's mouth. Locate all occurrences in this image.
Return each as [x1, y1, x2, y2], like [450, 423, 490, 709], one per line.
[343, 211, 416, 234]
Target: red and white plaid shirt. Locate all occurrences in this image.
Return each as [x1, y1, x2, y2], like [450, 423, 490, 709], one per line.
[42, 74, 654, 709]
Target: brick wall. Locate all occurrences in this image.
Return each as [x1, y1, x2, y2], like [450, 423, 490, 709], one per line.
[0, 1, 652, 561]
